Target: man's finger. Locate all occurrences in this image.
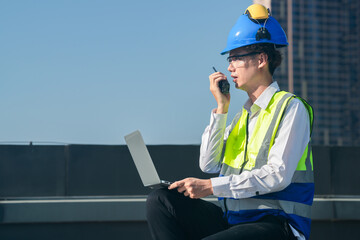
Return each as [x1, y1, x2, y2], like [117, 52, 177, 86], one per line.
[177, 186, 186, 193]
[168, 182, 178, 190]
[168, 180, 183, 190]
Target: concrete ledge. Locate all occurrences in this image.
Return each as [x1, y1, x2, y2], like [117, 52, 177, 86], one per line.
[1, 195, 360, 224]
[0, 196, 148, 223]
[312, 196, 360, 220]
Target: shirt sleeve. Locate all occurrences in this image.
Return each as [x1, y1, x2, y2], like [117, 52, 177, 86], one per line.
[210, 98, 311, 199]
[199, 110, 228, 173]
[199, 110, 242, 174]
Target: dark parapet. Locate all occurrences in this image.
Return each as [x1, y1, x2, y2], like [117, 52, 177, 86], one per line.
[0, 144, 359, 197]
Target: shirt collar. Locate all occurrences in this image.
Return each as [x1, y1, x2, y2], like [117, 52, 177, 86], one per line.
[244, 81, 280, 112]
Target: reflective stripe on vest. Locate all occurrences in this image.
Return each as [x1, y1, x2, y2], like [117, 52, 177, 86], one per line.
[218, 91, 314, 239]
[224, 198, 311, 218]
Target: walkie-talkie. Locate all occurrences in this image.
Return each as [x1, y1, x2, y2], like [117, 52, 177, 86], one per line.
[212, 67, 230, 94]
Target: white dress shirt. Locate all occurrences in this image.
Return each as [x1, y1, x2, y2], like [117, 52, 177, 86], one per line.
[199, 82, 309, 240]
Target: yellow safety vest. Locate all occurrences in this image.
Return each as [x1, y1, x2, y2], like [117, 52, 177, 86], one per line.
[219, 91, 314, 239]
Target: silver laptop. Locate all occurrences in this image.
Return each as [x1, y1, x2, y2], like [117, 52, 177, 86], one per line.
[124, 130, 172, 189]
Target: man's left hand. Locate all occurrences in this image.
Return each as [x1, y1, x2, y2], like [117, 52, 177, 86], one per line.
[168, 178, 213, 199]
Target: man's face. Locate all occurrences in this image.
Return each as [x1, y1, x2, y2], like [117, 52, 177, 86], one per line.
[227, 48, 260, 92]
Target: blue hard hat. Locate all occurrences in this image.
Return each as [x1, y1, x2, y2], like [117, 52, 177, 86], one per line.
[220, 12, 288, 55]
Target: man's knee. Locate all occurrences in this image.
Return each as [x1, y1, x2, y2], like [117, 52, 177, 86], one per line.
[146, 188, 168, 208]
[146, 188, 183, 214]
[147, 188, 178, 211]
[146, 188, 180, 221]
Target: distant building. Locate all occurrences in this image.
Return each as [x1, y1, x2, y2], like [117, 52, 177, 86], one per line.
[254, 0, 360, 146]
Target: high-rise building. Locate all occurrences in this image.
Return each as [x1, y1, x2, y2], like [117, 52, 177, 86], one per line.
[257, 0, 360, 146]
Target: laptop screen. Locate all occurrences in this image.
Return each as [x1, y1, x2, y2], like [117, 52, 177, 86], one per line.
[124, 130, 161, 187]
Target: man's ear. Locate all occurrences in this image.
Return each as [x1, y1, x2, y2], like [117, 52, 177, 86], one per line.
[258, 52, 268, 69]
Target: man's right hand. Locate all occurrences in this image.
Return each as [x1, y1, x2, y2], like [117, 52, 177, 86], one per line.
[209, 72, 230, 114]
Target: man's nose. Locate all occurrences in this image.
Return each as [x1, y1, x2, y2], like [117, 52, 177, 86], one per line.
[227, 63, 235, 72]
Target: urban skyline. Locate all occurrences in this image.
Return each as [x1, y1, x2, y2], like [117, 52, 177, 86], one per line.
[265, 0, 360, 146]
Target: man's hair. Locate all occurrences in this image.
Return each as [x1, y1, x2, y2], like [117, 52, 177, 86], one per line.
[242, 43, 282, 76]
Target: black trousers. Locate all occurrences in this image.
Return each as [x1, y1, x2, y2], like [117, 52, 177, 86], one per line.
[146, 188, 297, 240]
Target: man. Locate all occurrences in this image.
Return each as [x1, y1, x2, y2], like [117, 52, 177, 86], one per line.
[146, 4, 314, 240]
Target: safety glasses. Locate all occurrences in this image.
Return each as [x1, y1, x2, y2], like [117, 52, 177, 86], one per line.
[227, 52, 261, 66]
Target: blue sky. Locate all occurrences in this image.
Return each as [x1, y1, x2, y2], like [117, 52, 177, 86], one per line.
[0, 0, 252, 144]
